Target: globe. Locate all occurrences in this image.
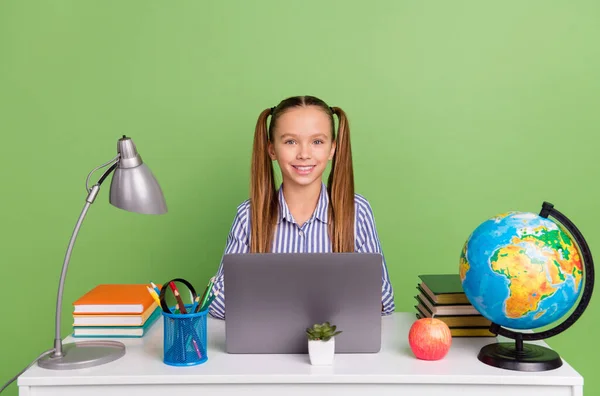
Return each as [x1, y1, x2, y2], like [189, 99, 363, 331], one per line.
[460, 211, 583, 330]
[458, 202, 594, 372]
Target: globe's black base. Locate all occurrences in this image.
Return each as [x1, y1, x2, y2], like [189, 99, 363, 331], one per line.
[478, 342, 563, 372]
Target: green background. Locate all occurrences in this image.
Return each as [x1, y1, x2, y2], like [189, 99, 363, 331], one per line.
[1, 1, 598, 395]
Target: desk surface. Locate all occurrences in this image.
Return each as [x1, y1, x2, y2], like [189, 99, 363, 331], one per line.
[19, 312, 583, 388]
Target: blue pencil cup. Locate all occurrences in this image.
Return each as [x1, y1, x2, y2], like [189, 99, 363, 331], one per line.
[162, 304, 208, 366]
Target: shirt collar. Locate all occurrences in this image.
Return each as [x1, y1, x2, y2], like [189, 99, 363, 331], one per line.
[277, 183, 329, 225]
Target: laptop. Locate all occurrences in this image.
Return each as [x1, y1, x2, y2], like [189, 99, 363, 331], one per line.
[222, 252, 383, 354]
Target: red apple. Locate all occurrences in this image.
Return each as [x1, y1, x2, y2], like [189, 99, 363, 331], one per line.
[408, 318, 452, 360]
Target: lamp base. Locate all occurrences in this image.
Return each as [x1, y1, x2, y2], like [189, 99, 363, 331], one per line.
[478, 342, 562, 372]
[38, 340, 126, 370]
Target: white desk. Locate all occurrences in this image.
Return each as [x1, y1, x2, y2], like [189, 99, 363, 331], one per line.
[18, 313, 583, 396]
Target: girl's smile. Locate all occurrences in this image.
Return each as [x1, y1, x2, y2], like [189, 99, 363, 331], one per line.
[291, 165, 316, 175]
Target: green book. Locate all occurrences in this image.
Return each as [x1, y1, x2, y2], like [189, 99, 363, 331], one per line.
[415, 313, 496, 337]
[418, 273, 470, 304]
[414, 302, 491, 327]
[415, 292, 480, 316]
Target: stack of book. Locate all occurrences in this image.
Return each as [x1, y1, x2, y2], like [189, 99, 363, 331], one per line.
[414, 274, 495, 337]
[72, 284, 160, 338]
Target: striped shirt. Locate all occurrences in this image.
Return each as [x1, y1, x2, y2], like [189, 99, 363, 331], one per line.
[208, 183, 395, 319]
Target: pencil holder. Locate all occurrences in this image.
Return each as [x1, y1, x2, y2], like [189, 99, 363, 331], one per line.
[162, 304, 208, 366]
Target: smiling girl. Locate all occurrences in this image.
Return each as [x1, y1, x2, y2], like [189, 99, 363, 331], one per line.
[208, 95, 395, 319]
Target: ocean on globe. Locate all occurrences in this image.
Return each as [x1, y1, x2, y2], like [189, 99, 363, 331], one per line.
[460, 211, 583, 330]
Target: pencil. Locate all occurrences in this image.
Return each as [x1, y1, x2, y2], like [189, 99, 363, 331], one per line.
[169, 281, 187, 314]
[150, 281, 161, 295]
[146, 286, 161, 306]
[192, 338, 202, 359]
[200, 290, 220, 312]
[197, 277, 215, 312]
[191, 295, 201, 313]
[195, 282, 211, 312]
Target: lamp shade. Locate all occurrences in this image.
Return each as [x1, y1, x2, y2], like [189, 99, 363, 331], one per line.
[109, 136, 167, 215]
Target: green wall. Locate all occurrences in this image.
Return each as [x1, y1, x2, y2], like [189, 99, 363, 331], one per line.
[1, 1, 598, 395]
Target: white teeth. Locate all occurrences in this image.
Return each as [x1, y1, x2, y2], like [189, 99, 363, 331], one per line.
[295, 166, 314, 171]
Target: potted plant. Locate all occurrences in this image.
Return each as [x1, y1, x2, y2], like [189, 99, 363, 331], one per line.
[305, 322, 342, 365]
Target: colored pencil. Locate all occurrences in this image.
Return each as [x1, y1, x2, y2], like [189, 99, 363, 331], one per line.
[200, 290, 220, 312]
[146, 286, 161, 306]
[196, 277, 215, 313]
[169, 281, 187, 314]
[192, 339, 202, 359]
[150, 281, 161, 295]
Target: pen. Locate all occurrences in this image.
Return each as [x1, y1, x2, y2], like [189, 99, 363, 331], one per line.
[169, 281, 187, 314]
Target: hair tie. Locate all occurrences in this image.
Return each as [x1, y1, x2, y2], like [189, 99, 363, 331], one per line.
[330, 106, 335, 114]
[270, 106, 276, 115]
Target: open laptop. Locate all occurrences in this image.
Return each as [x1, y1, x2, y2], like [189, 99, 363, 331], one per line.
[222, 252, 383, 354]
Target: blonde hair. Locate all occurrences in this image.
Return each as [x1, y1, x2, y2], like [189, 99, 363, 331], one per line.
[250, 96, 355, 253]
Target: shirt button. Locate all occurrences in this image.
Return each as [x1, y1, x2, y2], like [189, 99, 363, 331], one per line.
[299, 230, 304, 237]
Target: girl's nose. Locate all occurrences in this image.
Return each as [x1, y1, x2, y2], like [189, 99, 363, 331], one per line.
[297, 144, 311, 159]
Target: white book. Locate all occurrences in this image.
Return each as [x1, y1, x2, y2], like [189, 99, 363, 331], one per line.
[73, 304, 158, 326]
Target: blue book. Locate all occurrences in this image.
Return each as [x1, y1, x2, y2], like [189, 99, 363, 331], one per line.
[72, 307, 161, 338]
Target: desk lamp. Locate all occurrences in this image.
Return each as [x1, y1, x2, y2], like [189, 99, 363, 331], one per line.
[38, 136, 167, 370]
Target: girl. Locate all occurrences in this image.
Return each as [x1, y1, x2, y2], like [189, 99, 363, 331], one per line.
[208, 95, 395, 319]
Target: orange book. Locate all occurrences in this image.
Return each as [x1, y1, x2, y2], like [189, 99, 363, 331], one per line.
[73, 284, 160, 314]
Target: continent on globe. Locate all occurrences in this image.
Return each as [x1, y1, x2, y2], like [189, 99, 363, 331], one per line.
[459, 243, 469, 281]
[490, 228, 582, 319]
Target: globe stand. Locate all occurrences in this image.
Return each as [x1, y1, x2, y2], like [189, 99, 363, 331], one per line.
[477, 201, 594, 372]
[478, 327, 562, 371]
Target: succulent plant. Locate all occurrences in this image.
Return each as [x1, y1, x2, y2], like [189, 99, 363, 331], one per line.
[305, 322, 342, 341]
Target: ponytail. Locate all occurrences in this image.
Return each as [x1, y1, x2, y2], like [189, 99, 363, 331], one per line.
[327, 106, 355, 253]
[250, 108, 278, 253]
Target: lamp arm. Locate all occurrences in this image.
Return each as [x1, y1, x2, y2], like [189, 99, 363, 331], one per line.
[97, 162, 118, 185]
[52, 159, 119, 358]
[85, 154, 120, 192]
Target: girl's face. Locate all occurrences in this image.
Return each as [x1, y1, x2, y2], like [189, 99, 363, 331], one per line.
[268, 106, 336, 189]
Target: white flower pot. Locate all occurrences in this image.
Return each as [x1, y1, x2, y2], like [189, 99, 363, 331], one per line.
[308, 338, 335, 365]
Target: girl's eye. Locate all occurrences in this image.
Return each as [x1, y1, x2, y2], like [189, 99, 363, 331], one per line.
[284, 140, 296, 145]
[313, 140, 324, 145]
